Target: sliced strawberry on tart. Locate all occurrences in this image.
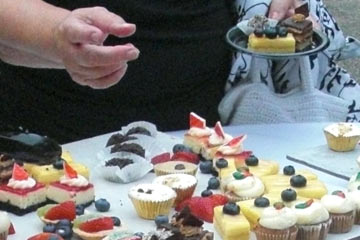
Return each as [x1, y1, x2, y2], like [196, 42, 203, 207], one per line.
[46, 162, 94, 206]
[27, 233, 64, 240]
[183, 112, 213, 154]
[37, 200, 76, 224]
[0, 163, 47, 215]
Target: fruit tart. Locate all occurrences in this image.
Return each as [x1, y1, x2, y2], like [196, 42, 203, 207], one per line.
[47, 162, 95, 206]
[0, 163, 47, 215]
[37, 200, 76, 224]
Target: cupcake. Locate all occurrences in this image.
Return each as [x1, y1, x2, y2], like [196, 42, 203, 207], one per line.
[128, 183, 176, 219]
[223, 170, 264, 202]
[0, 211, 10, 240]
[254, 202, 298, 240]
[320, 190, 355, 233]
[347, 189, 360, 224]
[153, 174, 197, 206]
[292, 199, 331, 240]
[323, 122, 360, 152]
[153, 161, 198, 176]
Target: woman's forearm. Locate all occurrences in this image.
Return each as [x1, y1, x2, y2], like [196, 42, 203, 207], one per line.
[0, 0, 70, 66]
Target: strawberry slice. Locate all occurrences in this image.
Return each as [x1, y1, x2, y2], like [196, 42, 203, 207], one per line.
[190, 112, 206, 129]
[214, 121, 225, 139]
[44, 201, 76, 221]
[79, 217, 114, 233]
[27, 233, 64, 240]
[192, 197, 214, 223]
[209, 194, 228, 206]
[151, 152, 171, 165]
[12, 163, 28, 181]
[226, 135, 247, 147]
[64, 162, 77, 179]
[8, 222, 15, 235]
[171, 151, 199, 164]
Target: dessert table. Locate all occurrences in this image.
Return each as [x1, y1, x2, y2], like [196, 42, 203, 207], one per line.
[8, 122, 360, 240]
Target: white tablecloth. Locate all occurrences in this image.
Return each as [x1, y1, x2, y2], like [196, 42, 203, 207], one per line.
[8, 122, 360, 240]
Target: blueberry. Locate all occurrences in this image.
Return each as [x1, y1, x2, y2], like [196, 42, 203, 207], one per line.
[56, 219, 72, 227]
[245, 155, 259, 166]
[223, 202, 240, 215]
[111, 216, 121, 226]
[199, 161, 213, 174]
[134, 232, 144, 239]
[52, 158, 65, 170]
[154, 215, 169, 227]
[95, 198, 111, 212]
[290, 175, 307, 188]
[172, 144, 191, 153]
[281, 188, 297, 202]
[210, 167, 219, 177]
[201, 189, 213, 197]
[254, 27, 264, 37]
[208, 177, 220, 190]
[174, 164, 185, 170]
[216, 158, 228, 169]
[283, 165, 295, 176]
[254, 197, 270, 208]
[264, 26, 277, 39]
[76, 205, 85, 216]
[43, 224, 56, 233]
[49, 236, 61, 240]
[55, 226, 73, 239]
[278, 26, 288, 37]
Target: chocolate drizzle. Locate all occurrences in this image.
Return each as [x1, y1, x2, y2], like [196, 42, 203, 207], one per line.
[105, 158, 134, 169]
[126, 127, 151, 136]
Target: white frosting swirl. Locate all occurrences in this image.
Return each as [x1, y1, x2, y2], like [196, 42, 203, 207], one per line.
[347, 190, 360, 209]
[0, 211, 10, 232]
[348, 173, 360, 191]
[153, 174, 197, 190]
[128, 183, 176, 202]
[7, 177, 36, 189]
[324, 122, 360, 137]
[226, 176, 264, 198]
[292, 202, 329, 225]
[259, 206, 297, 230]
[60, 174, 89, 187]
[320, 194, 355, 214]
[186, 127, 212, 137]
[208, 133, 232, 147]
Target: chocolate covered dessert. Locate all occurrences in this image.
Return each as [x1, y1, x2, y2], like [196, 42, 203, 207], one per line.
[105, 133, 137, 147]
[110, 143, 145, 157]
[105, 158, 134, 169]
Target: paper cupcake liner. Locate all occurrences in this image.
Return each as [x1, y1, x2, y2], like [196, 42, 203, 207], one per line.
[0, 231, 8, 240]
[97, 153, 153, 183]
[129, 195, 175, 219]
[154, 167, 197, 177]
[329, 211, 354, 233]
[121, 121, 158, 138]
[296, 218, 331, 240]
[324, 130, 360, 152]
[172, 183, 197, 206]
[355, 209, 360, 225]
[255, 225, 298, 240]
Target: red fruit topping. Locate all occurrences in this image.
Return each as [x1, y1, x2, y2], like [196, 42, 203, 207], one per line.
[27, 233, 64, 240]
[190, 112, 206, 129]
[44, 201, 76, 221]
[332, 190, 346, 198]
[214, 121, 225, 139]
[226, 135, 246, 147]
[64, 162, 77, 179]
[8, 222, 15, 235]
[171, 152, 199, 164]
[209, 194, 228, 206]
[151, 152, 171, 165]
[79, 217, 114, 233]
[12, 163, 28, 181]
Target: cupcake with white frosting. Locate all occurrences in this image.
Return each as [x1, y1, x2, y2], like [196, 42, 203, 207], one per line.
[153, 174, 197, 206]
[128, 183, 176, 219]
[0, 211, 10, 240]
[323, 122, 360, 152]
[347, 189, 360, 224]
[223, 170, 264, 202]
[320, 190, 355, 233]
[292, 199, 331, 240]
[255, 202, 298, 240]
[348, 172, 360, 191]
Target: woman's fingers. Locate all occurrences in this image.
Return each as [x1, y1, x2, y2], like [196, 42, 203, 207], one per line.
[269, 0, 295, 20]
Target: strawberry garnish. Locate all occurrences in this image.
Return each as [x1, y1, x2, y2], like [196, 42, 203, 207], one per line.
[12, 163, 28, 181]
[226, 135, 247, 147]
[79, 217, 114, 233]
[190, 112, 206, 129]
[8, 222, 15, 235]
[209, 194, 228, 206]
[214, 121, 225, 139]
[332, 190, 346, 198]
[27, 233, 64, 240]
[64, 162, 77, 179]
[44, 201, 76, 221]
[151, 152, 171, 165]
[171, 152, 199, 165]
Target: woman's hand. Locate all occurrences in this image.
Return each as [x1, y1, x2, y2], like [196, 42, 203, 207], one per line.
[54, 7, 139, 89]
[268, 0, 297, 20]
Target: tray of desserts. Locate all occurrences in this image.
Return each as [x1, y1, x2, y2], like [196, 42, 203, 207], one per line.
[226, 3, 329, 59]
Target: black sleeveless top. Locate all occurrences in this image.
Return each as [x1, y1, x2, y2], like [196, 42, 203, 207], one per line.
[0, 0, 234, 143]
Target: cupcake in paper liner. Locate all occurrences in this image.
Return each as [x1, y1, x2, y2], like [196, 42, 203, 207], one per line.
[153, 174, 197, 206]
[128, 183, 176, 219]
[320, 190, 355, 233]
[347, 189, 360, 225]
[0, 211, 10, 240]
[121, 121, 158, 138]
[291, 199, 331, 240]
[153, 161, 198, 176]
[98, 153, 153, 183]
[323, 122, 360, 152]
[105, 132, 138, 147]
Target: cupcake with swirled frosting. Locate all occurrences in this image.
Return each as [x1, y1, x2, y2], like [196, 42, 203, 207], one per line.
[347, 189, 360, 224]
[255, 202, 298, 240]
[324, 122, 360, 152]
[320, 190, 355, 233]
[291, 199, 331, 240]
